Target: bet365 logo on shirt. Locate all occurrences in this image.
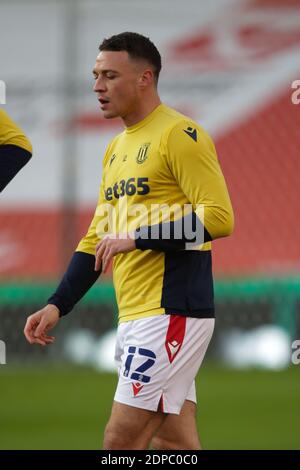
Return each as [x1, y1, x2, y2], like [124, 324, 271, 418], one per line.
[105, 177, 150, 201]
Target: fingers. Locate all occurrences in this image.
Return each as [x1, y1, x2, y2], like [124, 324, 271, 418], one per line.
[31, 337, 47, 346]
[24, 315, 39, 344]
[102, 247, 114, 273]
[25, 331, 55, 346]
[35, 317, 47, 338]
[95, 241, 105, 271]
[95, 235, 135, 272]
[24, 314, 55, 346]
[95, 240, 115, 273]
[40, 334, 56, 345]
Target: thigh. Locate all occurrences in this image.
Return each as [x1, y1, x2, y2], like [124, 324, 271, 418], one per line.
[151, 399, 201, 450]
[104, 400, 165, 449]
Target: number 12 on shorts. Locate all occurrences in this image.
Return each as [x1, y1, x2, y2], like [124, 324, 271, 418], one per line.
[123, 346, 156, 383]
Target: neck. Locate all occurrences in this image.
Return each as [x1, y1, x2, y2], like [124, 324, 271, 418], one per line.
[122, 94, 161, 127]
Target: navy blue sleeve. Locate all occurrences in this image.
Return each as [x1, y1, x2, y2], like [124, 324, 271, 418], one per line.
[0, 144, 32, 192]
[135, 211, 212, 252]
[47, 251, 101, 317]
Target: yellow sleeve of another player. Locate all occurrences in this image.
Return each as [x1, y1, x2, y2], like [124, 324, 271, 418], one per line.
[0, 109, 32, 153]
[164, 120, 234, 240]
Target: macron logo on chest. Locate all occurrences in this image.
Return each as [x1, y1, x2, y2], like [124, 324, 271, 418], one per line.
[183, 127, 197, 142]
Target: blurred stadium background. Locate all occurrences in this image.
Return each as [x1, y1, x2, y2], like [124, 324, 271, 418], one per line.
[0, 0, 300, 449]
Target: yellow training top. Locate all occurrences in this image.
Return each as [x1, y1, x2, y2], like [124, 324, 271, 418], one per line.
[77, 104, 234, 322]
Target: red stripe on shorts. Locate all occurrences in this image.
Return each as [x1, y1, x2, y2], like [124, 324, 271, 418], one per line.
[165, 315, 186, 363]
[158, 394, 164, 412]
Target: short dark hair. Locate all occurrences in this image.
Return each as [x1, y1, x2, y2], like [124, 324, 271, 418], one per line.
[99, 32, 162, 84]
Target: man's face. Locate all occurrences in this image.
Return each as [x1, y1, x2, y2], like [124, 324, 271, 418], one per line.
[93, 50, 145, 120]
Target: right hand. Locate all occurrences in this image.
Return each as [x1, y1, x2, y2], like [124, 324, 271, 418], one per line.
[24, 304, 60, 346]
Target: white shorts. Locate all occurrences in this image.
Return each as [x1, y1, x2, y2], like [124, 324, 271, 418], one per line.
[114, 314, 215, 415]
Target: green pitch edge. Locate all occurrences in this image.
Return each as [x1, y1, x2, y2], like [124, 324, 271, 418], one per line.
[0, 282, 116, 306]
[0, 277, 299, 334]
[0, 277, 299, 304]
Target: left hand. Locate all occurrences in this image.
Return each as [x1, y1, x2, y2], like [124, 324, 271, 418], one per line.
[95, 233, 136, 273]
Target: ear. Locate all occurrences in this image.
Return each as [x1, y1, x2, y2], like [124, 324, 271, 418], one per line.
[138, 69, 154, 88]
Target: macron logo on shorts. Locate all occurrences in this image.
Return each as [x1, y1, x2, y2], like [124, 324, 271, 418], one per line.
[165, 315, 186, 363]
[132, 382, 144, 396]
[167, 340, 181, 360]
